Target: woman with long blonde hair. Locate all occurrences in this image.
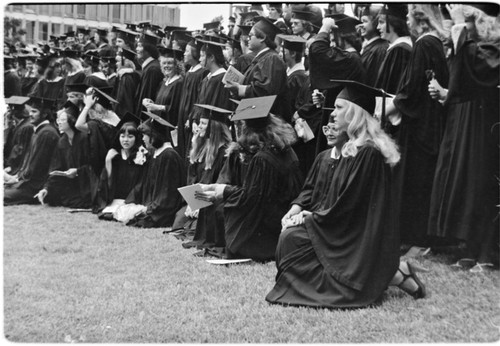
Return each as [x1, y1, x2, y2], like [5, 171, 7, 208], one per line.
[267, 81, 427, 309]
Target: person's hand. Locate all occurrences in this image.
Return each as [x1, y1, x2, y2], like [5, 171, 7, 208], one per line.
[34, 189, 48, 205]
[184, 119, 190, 129]
[281, 205, 303, 228]
[83, 93, 96, 108]
[194, 184, 218, 202]
[312, 90, 325, 108]
[447, 4, 466, 25]
[142, 98, 154, 107]
[428, 79, 447, 102]
[320, 17, 337, 32]
[65, 168, 78, 179]
[292, 210, 312, 226]
[224, 80, 240, 95]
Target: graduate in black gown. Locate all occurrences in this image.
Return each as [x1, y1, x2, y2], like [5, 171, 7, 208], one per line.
[18, 54, 39, 96]
[134, 33, 164, 119]
[175, 105, 232, 252]
[118, 112, 185, 228]
[3, 96, 34, 176]
[309, 15, 366, 155]
[266, 81, 426, 309]
[83, 54, 110, 90]
[176, 37, 208, 161]
[195, 96, 303, 262]
[4, 97, 60, 205]
[4, 56, 21, 98]
[427, 4, 500, 269]
[143, 47, 184, 126]
[358, 4, 388, 87]
[93, 112, 145, 218]
[34, 102, 94, 208]
[375, 4, 413, 101]
[113, 48, 141, 118]
[61, 50, 86, 98]
[32, 57, 66, 108]
[75, 87, 119, 179]
[225, 18, 291, 122]
[384, 4, 449, 247]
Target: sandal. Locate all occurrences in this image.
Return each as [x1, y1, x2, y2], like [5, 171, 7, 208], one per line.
[397, 262, 426, 299]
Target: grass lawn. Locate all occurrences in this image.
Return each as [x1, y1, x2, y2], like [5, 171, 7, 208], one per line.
[3, 204, 500, 343]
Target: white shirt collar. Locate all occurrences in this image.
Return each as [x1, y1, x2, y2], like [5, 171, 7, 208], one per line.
[188, 63, 203, 72]
[287, 62, 305, 76]
[165, 74, 181, 86]
[330, 146, 341, 160]
[207, 67, 226, 79]
[46, 76, 63, 82]
[363, 36, 380, 47]
[34, 120, 50, 132]
[388, 36, 413, 51]
[141, 57, 155, 69]
[153, 142, 172, 158]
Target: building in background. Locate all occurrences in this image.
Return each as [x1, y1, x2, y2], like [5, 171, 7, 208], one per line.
[4, 4, 180, 44]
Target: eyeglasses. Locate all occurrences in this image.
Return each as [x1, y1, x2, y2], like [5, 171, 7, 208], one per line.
[322, 126, 336, 135]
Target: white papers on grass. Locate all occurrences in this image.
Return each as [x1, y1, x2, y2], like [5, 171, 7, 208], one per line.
[222, 65, 245, 85]
[178, 184, 213, 211]
[206, 258, 252, 265]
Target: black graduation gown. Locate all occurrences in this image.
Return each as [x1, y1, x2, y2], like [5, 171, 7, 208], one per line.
[20, 76, 39, 96]
[87, 120, 116, 178]
[4, 123, 59, 205]
[393, 34, 449, 246]
[291, 148, 341, 213]
[222, 147, 304, 261]
[234, 52, 256, 74]
[65, 71, 86, 90]
[266, 145, 399, 309]
[287, 69, 309, 114]
[93, 152, 144, 213]
[176, 66, 208, 160]
[361, 38, 389, 87]
[309, 32, 366, 154]
[134, 59, 164, 118]
[5, 117, 34, 175]
[84, 72, 110, 89]
[154, 75, 184, 125]
[113, 70, 141, 118]
[33, 78, 66, 108]
[375, 39, 413, 131]
[190, 145, 229, 248]
[125, 147, 185, 228]
[242, 49, 291, 122]
[428, 28, 499, 262]
[4, 70, 21, 98]
[44, 131, 95, 208]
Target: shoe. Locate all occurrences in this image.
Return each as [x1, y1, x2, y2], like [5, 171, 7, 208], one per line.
[397, 262, 426, 299]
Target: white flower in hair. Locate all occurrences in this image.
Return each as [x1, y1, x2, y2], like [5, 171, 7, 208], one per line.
[133, 145, 148, 165]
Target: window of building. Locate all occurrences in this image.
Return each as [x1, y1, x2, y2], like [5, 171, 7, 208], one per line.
[99, 4, 108, 21]
[124, 4, 132, 21]
[64, 4, 73, 18]
[87, 5, 97, 21]
[112, 4, 121, 22]
[52, 5, 62, 16]
[76, 4, 85, 19]
[40, 22, 48, 41]
[39, 5, 49, 15]
[51, 23, 60, 36]
[25, 21, 34, 44]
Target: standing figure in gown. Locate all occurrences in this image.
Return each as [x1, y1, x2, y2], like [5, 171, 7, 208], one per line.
[266, 81, 427, 309]
[427, 4, 500, 270]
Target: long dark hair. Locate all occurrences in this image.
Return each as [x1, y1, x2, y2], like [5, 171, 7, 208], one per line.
[118, 121, 141, 160]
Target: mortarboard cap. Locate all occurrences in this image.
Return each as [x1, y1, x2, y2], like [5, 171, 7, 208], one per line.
[116, 111, 141, 130]
[141, 32, 160, 46]
[59, 34, 67, 41]
[91, 87, 119, 110]
[292, 9, 313, 21]
[203, 21, 220, 31]
[331, 79, 390, 115]
[49, 35, 59, 42]
[277, 34, 306, 52]
[65, 31, 76, 38]
[5, 96, 30, 107]
[172, 30, 192, 44]
[164, 25, 187, 33]
[250, 4, 264, 12]
[100, 55, 117, 64]
[331, 14, 361, 34]
[239, 11, 260, 25]
[95, 28, 108, 37]
[158, 46, 184, 60]
[141, 111, 175, 138]
[27, 96, 58, 110]
[469, 3, 500, 17]
[125, 23, 138, 32]
[194, 104, 231, 124]
[77, 28, 90, 35]
[66, 83, 88, 94]
[62, 100, 80, 118]
[35, 55, 51, 69]
[137, 21, 151, 30]
[118, 48, 137, 62]
[228, 16, 236, 23]
[231, 95, 276, 122]
[380, 4, 408, 22]
[59, 49, 81, 59]
[15, 53, 38, 63]
[116, 27, 139, 42]
[252, 17, 282, 41]
[237, 25, 253, 36]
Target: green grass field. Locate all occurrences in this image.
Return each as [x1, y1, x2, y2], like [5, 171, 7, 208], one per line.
[3, 204, 499, 343]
